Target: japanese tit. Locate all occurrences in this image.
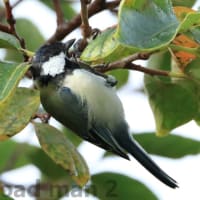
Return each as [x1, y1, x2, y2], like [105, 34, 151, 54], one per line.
[30, 40, 178, 188]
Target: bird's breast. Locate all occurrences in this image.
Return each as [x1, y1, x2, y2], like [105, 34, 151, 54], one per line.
[63, 69, 125, 129]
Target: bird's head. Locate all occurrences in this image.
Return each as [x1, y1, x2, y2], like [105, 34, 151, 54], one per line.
[30, 39, 76, 85]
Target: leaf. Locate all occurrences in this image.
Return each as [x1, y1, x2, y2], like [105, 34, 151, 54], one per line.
[30, 149, 73, 181]
[0, 31, 20, 49]
[86, 172, 158, 200]
[5, 18, 45, 62]
[29, 149, 74, 198]
[172, 0, 196, 7]
[145, 51, 199, 136]
[145, 77, 198, 136]
[62, 127, 83, 147]
[170, 7, 200, 69]
[185, 58, 200, 123]
[0, 62, 29, 105]
[34, 123, 90, 187]
[81, 28, 118, 63]
[81, 0, 179, 64]
[116, 0, 178, 49]
[107, 69, 129, 89]
[0, 140, 37, 172]
[134, 133, 200, 158]
[176, 9, 200, 33]
[0, 194, 14, 200]
[0, 88, 40, 140]
[171, 34, 199, 69]
[185, 58, 200, 81]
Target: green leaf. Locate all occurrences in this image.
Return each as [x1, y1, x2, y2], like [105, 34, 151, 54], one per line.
[30, 149, 73, 181]
[107, 69, 129, 89]
[116, 0, 178, 49]
[62, 127, 83, 147]
[34, 123, 90, 187]
[134, 133, 200, 158]
[0, 62, 29, 105]
[86, 172, 158, 200]
[0, 140, 37, 172]
[172, 0, 196, 7]
[0, 88, 40, 140]
[30, 149, 74, 198]
[81, 0, 179, 63]
[81, 28, 119, 64]
[186, 26, 200, 45]
[185, 58, 200, 123]
[178, 12, 200, 33]
[0, 31, 20, 49]
[39, 0, 76, 19]
[6, 18, 45, 62]
[145, 77, 198, 136]
[0, 194, 14, 200]
[145, 51, 199, 135]
[147, 50, 172, 82]
[185, 58, 200, 81]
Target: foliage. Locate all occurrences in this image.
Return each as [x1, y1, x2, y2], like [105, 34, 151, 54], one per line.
[0, 0, 200, 199]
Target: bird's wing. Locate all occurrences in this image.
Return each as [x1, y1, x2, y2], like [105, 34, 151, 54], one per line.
[58, 87, 89, 139]
[59, 87, 129, 159]
[89, 125, 129, 160]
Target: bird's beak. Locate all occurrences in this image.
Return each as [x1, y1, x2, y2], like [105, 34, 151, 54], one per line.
[65, 39, 76, 52]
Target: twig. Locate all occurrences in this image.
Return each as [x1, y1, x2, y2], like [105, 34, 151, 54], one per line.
[93, 52, 186, 78]
[0, 0, 23, 20]
[0, 23, 10, 33]
[4, 0, 16, 33]
[94, 52, 152, 72]
[53, 0, 64, 27]
[80, 0, 92, 39]
[126, 63, 170, 76]
[2, 0, 27, 60]
[47, 0, 120, 43]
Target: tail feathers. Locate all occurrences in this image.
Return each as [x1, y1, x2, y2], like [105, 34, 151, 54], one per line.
[118, 134, 178, 188]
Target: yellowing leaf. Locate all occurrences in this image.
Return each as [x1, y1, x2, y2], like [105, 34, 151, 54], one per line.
[0, 62, 29, 105]
[34, 123, 90, 187]
[174, 6, 195, 21]
[0, 88, 40, 140]
[172, 34, 199, 69]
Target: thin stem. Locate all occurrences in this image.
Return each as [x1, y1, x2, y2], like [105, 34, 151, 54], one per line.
[80, 0, 92, 39]
[3, 0, 27, 60]
[0, 23, 10, 33]
[93, 52, 186, 78]
[47, 0, 120, 43]
[53, 0, 64, 26]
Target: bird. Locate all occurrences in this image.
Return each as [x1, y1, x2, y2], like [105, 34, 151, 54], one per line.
[30, 39, 178, 188]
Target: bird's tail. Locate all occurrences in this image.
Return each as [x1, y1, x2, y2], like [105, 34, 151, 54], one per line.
[116, 131, 178, 188]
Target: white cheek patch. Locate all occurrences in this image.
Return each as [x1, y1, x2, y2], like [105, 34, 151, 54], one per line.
[41, 52, 66, 77]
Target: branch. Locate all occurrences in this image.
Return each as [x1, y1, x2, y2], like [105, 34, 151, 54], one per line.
[0, 0, 23, 20]
[0, 23, 10, 33]
[2, 0, 27, 60]
[47, 0, 120, 43]
[94, 52, 151, 72]
[93, 52, 186, 78]
[80, 0, 92, 39]
[53, 0, 64, 26]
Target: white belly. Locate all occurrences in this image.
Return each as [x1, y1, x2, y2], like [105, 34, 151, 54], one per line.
[63, 69, 125, 129]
